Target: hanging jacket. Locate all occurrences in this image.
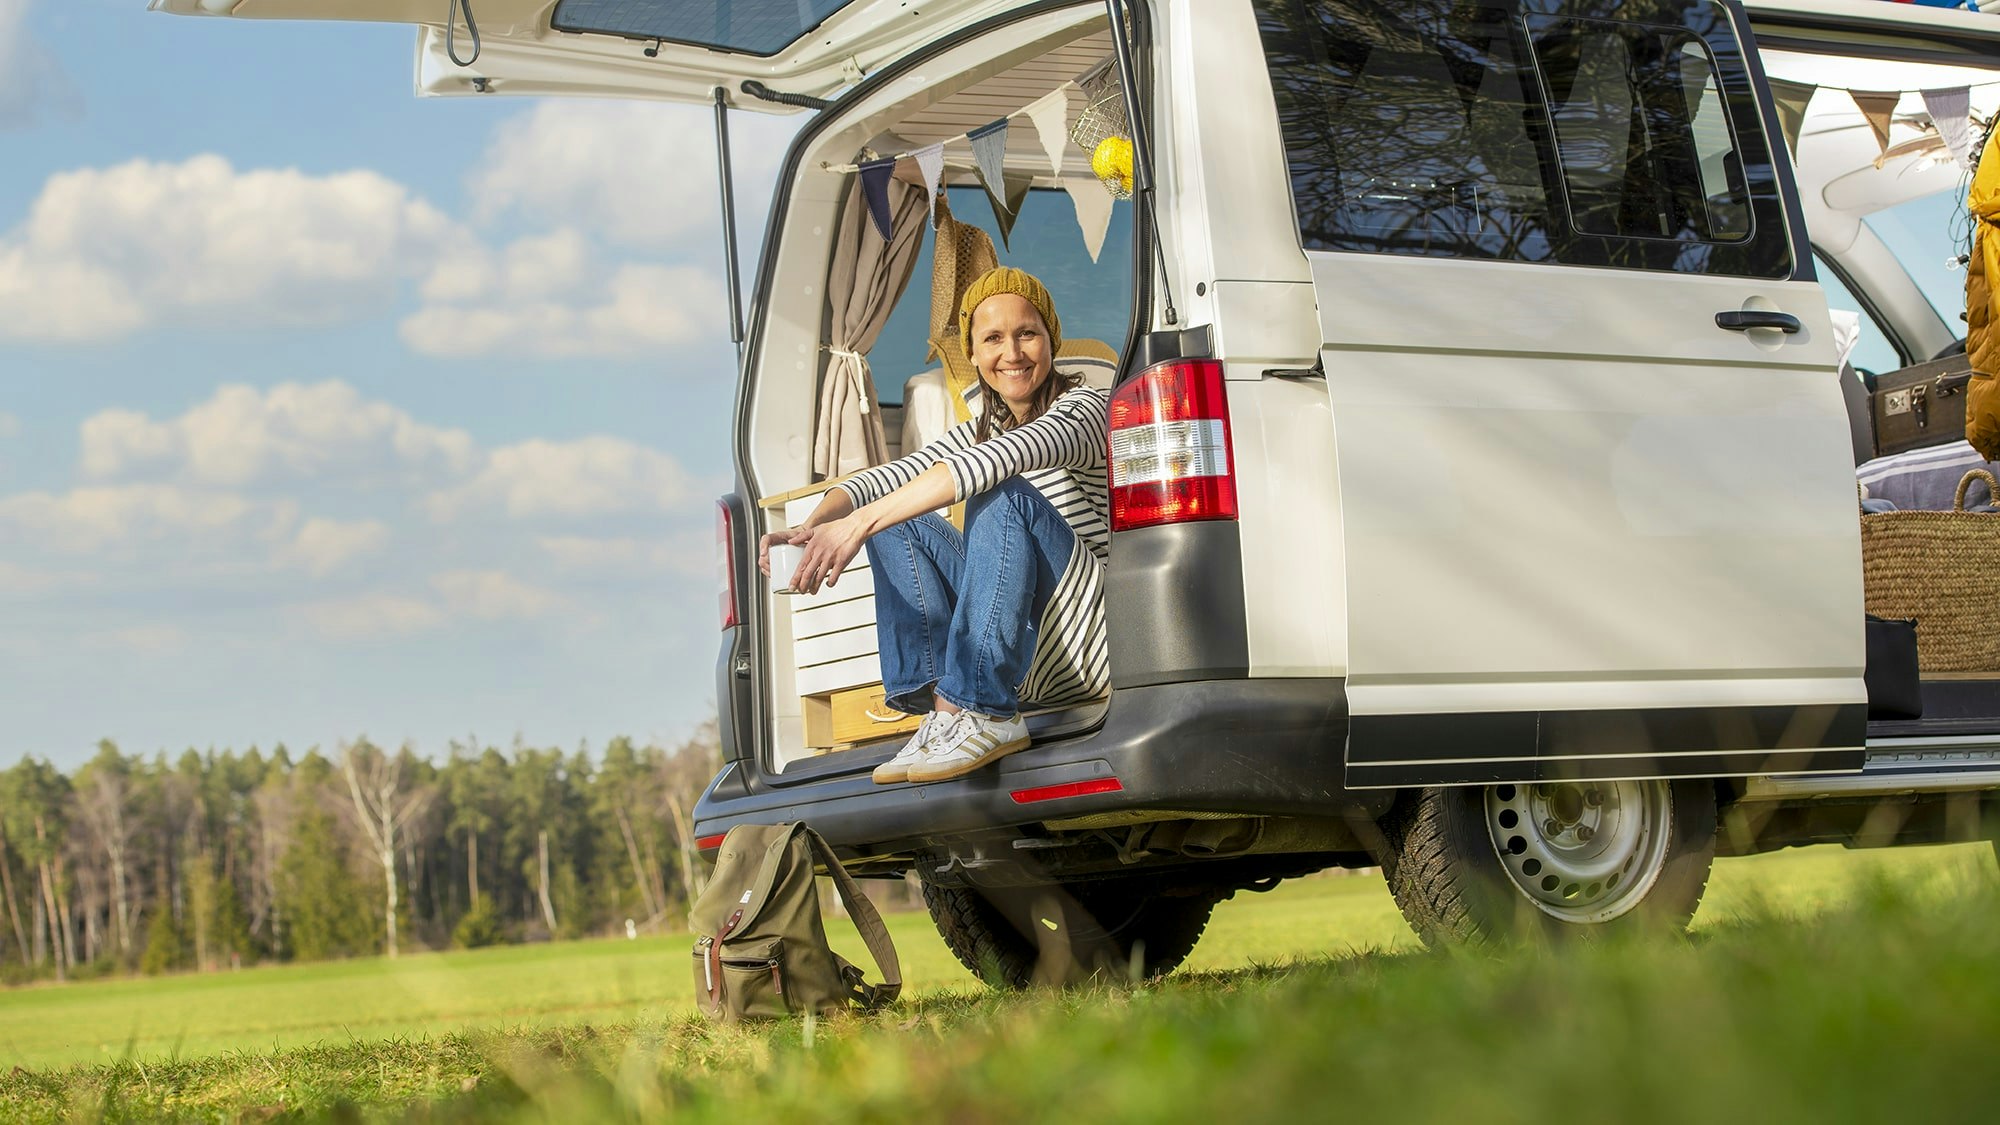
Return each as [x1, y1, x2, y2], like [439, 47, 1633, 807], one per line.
[1964, 128, 2000, 459]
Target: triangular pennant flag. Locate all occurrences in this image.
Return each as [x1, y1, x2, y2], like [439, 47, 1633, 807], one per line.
[1850, 90, 1902, 159]
[1026, 87, 1072, 178]
[988, 170, 1034, 251]
[912, 143, 946, 227]
[1766, 78, 1816, 160]
[1064, 173, 1113, 263]
[968, 119, 1011, 213]
[858, 157, 898, 242]
[1923, 86, 1974, 168]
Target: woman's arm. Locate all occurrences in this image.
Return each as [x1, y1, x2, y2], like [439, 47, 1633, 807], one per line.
[786, 463, 955, 595]
[937, 387, 1108, 501]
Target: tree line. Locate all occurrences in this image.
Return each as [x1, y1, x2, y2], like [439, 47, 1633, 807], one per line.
[0, 724, 722, 985]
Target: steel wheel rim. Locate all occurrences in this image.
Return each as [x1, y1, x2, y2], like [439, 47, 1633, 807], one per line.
[1484, 780, 1672, 924]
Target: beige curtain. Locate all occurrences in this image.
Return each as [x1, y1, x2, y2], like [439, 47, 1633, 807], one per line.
[813, 177, 928, 479]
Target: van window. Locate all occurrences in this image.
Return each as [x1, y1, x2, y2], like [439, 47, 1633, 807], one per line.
[553, 0, 851, 55]
[867, 186, 1134, 406]
[1533, 22, 1750, 242]
[1252, 0, 1791, 278]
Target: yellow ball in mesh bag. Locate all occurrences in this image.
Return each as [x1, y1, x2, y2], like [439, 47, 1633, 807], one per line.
[1091, 135, 1134, 197]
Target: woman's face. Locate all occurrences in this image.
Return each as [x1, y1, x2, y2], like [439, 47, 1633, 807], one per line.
[970, 293, 1054, 421]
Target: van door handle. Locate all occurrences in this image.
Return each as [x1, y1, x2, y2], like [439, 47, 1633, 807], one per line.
[1715, 310, 1801, 334]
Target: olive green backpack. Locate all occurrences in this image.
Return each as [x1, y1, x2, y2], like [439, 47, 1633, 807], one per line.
[691, 822, 902, 1023]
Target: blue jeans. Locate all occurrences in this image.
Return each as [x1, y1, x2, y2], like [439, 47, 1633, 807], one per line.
[865, 477, 1077, 718]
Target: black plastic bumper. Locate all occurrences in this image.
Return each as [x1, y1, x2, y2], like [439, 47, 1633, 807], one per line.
[691, 677, 1390, 859]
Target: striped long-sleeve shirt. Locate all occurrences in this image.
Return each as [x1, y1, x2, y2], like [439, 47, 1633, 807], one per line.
[835, 382, 1110, 711]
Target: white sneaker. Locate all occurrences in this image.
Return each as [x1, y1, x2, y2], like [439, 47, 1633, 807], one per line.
[905, 711, 1030, 782]
[872, 711, 953, 784]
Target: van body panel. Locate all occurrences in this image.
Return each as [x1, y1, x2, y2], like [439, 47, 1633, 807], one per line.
[1314, 252, 1869, 778]
[1230, 378, 1348, 679]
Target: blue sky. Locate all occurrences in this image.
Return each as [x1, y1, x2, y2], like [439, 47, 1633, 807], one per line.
[1, 0, 804, 767]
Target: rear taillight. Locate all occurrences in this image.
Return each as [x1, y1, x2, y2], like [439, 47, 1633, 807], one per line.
[1107, 359, 1237, 531]
[716, 499, 739, 629]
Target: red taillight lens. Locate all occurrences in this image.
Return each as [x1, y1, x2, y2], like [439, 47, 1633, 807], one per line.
[1107, 359, 1237, 531]
[716, 499, 739, 630]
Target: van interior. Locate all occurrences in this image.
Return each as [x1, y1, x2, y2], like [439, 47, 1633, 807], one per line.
[1770, 48, 2000, 741]
[745, 9, 1134, 773]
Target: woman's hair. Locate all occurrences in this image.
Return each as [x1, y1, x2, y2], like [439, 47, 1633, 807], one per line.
[975, 365, 1084, 443]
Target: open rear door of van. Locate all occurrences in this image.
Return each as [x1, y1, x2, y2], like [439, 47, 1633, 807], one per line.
[1744, 0, 2000, 68]
[149, 0, 1016, 107]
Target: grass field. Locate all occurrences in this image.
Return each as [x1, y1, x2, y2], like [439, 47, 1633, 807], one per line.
[2, 842, 1998, 1122]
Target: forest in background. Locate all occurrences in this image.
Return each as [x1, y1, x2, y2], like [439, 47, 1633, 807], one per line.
[0, 723, 723, 986]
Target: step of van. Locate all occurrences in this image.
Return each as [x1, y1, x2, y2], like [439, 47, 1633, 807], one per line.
[1740, 733, 2000, 802]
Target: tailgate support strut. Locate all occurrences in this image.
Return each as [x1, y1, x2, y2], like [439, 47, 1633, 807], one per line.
[713, 86, 747, 359]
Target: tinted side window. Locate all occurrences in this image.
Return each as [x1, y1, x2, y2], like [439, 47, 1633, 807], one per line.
[1253, 0, 1791, 277]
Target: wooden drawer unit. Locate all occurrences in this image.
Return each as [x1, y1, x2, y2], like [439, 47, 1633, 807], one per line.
[763, 479, 907, 748]
[803, 684, 923, 751]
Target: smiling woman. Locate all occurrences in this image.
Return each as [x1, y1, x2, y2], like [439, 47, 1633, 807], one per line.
[760, 266, 1111, 784]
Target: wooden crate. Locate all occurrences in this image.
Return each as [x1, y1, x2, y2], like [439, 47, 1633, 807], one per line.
[803, 684, 923, 751]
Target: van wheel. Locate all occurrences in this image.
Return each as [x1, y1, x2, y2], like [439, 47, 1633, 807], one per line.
[919, 876, 1223, 988]
[1380, 779, 1716, 947]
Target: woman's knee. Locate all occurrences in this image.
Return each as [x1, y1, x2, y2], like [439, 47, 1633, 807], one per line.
[965, 477, 1038, 536]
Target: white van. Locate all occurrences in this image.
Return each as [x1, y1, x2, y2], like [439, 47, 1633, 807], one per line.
[166, 0, 2000, 979]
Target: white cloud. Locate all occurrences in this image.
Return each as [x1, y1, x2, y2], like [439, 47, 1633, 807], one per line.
[0, 483, 258, 552]
[432, 569, 565, 620]
[0, 0, 73, 131]
[539, 530, 714, 578]
[402, 254, 721, 359]
[427, 435, 695, 520]
[275, 517, 391, 578]
[0, 411, 17, 438]
[293, 593, 446, 641]
[0, 156, 456, 342]
[81, 625, 185, 653]
[81, 380, 477, 487]
[467, 101, 794, 249]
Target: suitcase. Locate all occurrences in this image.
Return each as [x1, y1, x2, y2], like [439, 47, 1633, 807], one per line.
[1871, 354, 1975, 457]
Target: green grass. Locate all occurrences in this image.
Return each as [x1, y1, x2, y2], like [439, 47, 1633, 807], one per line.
[2, 843, 1997, 1123]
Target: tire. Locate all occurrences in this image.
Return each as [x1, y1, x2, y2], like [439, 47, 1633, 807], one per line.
[920, 876, 1224, 988]
[1380, 779, 1717, 948]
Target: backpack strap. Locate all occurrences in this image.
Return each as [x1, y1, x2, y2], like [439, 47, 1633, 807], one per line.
[803, 827, 903, 1009]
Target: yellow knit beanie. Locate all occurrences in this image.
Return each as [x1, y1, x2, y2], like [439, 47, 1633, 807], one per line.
[957, 267, 1062, 361]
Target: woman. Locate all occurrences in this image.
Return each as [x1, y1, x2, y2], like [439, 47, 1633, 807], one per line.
[759, 267, 1110, 784]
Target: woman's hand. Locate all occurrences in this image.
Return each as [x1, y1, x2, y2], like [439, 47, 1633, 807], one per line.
[790, 515, 870, 595]
[756, 526, 810, 576]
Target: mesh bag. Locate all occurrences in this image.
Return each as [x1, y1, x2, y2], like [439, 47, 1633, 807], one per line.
[1069, 59, 1133, 198]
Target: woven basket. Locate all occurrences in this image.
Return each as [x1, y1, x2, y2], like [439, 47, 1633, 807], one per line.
[1860, 468, 2000, 672]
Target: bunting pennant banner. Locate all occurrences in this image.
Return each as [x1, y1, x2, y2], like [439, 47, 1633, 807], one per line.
[858, 157, 898, 242]
[913, 143, 946, 227]
[1027, 87, 1072, 178]
[1064, 173, 1113, 263]
[1766, 78, 1816, 160]
[968, 118, 1011, 214]
[1923, 86, 1975, 167]
[988, 170, 1035, 250]
[1850, 90, 1902, 158]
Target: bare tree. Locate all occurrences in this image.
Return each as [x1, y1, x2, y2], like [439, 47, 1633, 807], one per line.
[340, 742, 435, 959]
[657, 719, 723, 913]
[75, 762, 135, 958]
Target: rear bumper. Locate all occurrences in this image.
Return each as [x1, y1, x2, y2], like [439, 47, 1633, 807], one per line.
[692, 677, 1391, 858]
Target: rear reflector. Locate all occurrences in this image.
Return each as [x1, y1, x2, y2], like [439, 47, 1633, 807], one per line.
[1009, 777, 1124, 804]
[696, 833, 727, 852]
[715, 500, 739, 630]
[1107, 358, 1237, 531]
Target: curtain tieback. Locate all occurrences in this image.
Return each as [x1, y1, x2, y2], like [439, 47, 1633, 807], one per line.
[824, 346, 872, 415]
